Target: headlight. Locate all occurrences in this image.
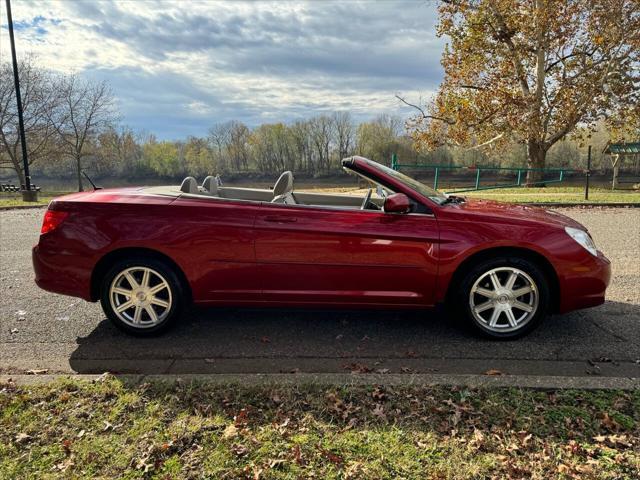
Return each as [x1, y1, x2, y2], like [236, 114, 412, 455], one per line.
[565, 227, 598, 257]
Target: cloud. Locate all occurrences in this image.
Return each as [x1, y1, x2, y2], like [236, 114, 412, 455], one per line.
[1, 0, 444, 139]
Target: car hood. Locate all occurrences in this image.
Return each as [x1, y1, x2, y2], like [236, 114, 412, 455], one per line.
[447, 198, 586, 229]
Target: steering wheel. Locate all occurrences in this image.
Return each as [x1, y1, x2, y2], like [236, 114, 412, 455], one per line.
[360, 188, 372, 210]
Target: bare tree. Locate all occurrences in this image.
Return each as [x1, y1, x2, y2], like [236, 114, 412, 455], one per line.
[0, 57, 59, 186]
[309, 115, 334, 174]
[207, 121, 232, 172]
[332, 112, 355, 162]
[52, 75, 117, 191]
[227, 121, 251, 171]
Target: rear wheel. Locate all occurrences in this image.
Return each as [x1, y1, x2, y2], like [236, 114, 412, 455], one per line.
[455, 257, 549, 339]
[100, 257, 184, 336]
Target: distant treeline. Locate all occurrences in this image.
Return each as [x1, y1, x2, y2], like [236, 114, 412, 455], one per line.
[30, 116, 632, 184]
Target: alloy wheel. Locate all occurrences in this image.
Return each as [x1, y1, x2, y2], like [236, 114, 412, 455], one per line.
[469, 267, 539, 333]
[109, 266, 172, 328]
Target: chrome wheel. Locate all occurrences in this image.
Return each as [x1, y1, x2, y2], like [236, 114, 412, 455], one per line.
[469, 267, 538, 333]
[109, 266, 172, 329]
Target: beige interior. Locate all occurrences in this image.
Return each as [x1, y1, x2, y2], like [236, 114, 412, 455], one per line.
[142, 174, 385, 210]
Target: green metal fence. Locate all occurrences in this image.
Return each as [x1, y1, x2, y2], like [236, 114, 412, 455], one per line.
[390, 154, 584, 193]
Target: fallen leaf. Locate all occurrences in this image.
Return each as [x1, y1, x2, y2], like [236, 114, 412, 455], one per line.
[518, 431, 533, 447]
[14, 433, 31, 444]
[62, 439, 73, 455]
[231, 443, 248, 456]
[234, 408, 249, 426]
[26, 369, 48, 375]
[599, 412, 621, 431]
[372, 403, 386, 420]
[260, 336, 271, 343]
[371, 387, 387, 401]
[343, 363, 371, 374]
[317, 445, 344, 465]
[484, 369, 503, 376]
[292, 444, 304, 465]
[268, 459, 286, 469]
[223, 424, 239, 439]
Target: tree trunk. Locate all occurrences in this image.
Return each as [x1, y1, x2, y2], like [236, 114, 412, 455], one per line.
[525, 139, 547, 186]
[75, 155, 84, 192]
[15, 168, 26, 190]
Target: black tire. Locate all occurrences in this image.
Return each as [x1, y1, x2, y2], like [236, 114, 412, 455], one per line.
[99, 256, 185, 336]
[453, 256, 550, 340]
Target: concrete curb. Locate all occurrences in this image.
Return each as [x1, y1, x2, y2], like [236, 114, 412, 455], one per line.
[2, 373, 638, 390]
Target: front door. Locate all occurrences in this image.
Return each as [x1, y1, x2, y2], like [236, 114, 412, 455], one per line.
[254, 203, 439, 306]
[168, 196, 261, 303]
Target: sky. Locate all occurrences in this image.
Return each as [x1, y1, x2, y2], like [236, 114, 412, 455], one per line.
[0, 0, 445, 139]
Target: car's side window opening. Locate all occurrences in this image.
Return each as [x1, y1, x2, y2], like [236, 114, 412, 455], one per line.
[168, 169, 434, 215]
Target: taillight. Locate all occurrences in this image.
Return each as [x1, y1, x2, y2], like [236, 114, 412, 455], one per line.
[40, 210, 69, 235]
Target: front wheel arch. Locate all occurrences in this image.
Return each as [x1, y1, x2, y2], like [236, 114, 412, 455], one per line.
[90, 247, 192, 303]
[445, 247, 560, 314]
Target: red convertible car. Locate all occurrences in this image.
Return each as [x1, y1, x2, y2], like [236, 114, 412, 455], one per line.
[33, 156, 610, 339]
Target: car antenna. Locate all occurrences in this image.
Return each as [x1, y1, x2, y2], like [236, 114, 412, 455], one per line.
[82, 171, 102, 190]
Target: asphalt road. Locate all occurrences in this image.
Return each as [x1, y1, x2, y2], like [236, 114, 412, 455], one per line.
[1, 207, 639, 378]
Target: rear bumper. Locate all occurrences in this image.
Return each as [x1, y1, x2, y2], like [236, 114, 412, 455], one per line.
[33, 244, 93, 301]
[558, 251, 611, 313]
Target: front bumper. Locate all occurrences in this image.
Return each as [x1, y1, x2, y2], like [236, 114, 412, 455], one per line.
[558, 250, 611, 313]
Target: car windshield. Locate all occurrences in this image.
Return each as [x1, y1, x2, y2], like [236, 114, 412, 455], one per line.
[359, 158, 448, 205]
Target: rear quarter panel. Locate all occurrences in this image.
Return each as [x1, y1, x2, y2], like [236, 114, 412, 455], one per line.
[40, 191, 260, 302]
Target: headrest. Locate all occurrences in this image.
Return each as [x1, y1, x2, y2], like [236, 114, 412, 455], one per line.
[202, 176, 218, 195]
[273, 171, 293, 196]
[180, 176, 198, 194]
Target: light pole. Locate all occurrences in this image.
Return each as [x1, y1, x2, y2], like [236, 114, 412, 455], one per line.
[5, 0, 37, 201]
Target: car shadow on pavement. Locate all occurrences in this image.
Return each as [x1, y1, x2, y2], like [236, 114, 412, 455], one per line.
[68, 301, 640, 376]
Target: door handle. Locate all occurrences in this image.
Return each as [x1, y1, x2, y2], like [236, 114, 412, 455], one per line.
[264, 215, 297, 223]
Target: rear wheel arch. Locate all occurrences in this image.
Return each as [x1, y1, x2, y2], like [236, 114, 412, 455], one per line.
[91, 247, 192, 303]
[446, 246, 560, 313]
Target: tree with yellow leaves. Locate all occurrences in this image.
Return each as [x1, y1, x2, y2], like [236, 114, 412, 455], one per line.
[404, 0, 639, 183]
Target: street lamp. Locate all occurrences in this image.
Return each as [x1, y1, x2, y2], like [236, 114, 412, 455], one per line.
[4, 0, 38, 201]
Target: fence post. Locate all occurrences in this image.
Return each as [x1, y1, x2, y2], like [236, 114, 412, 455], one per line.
[475, 168, 481, 190]
[433, 167, 440, 190]
[585, 145, 591, 201]
[391, 153, 398, 170]
[516, 170, 522, 186]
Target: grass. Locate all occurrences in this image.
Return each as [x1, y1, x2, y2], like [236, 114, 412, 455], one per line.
[0, 192, 63, 208]
[459, 186, 640, 204]
[1, 377, 639, 479]
[307, 185, 639, 204]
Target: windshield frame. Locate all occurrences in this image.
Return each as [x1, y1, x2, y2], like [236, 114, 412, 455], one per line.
[344, 157, 448, 206]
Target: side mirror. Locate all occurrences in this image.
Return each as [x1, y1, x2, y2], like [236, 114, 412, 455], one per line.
[383, 193, 411, 214]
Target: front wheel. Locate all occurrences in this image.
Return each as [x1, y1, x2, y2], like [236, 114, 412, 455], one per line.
[455, 257, 550, 339]
[100, 257, 185, 336]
